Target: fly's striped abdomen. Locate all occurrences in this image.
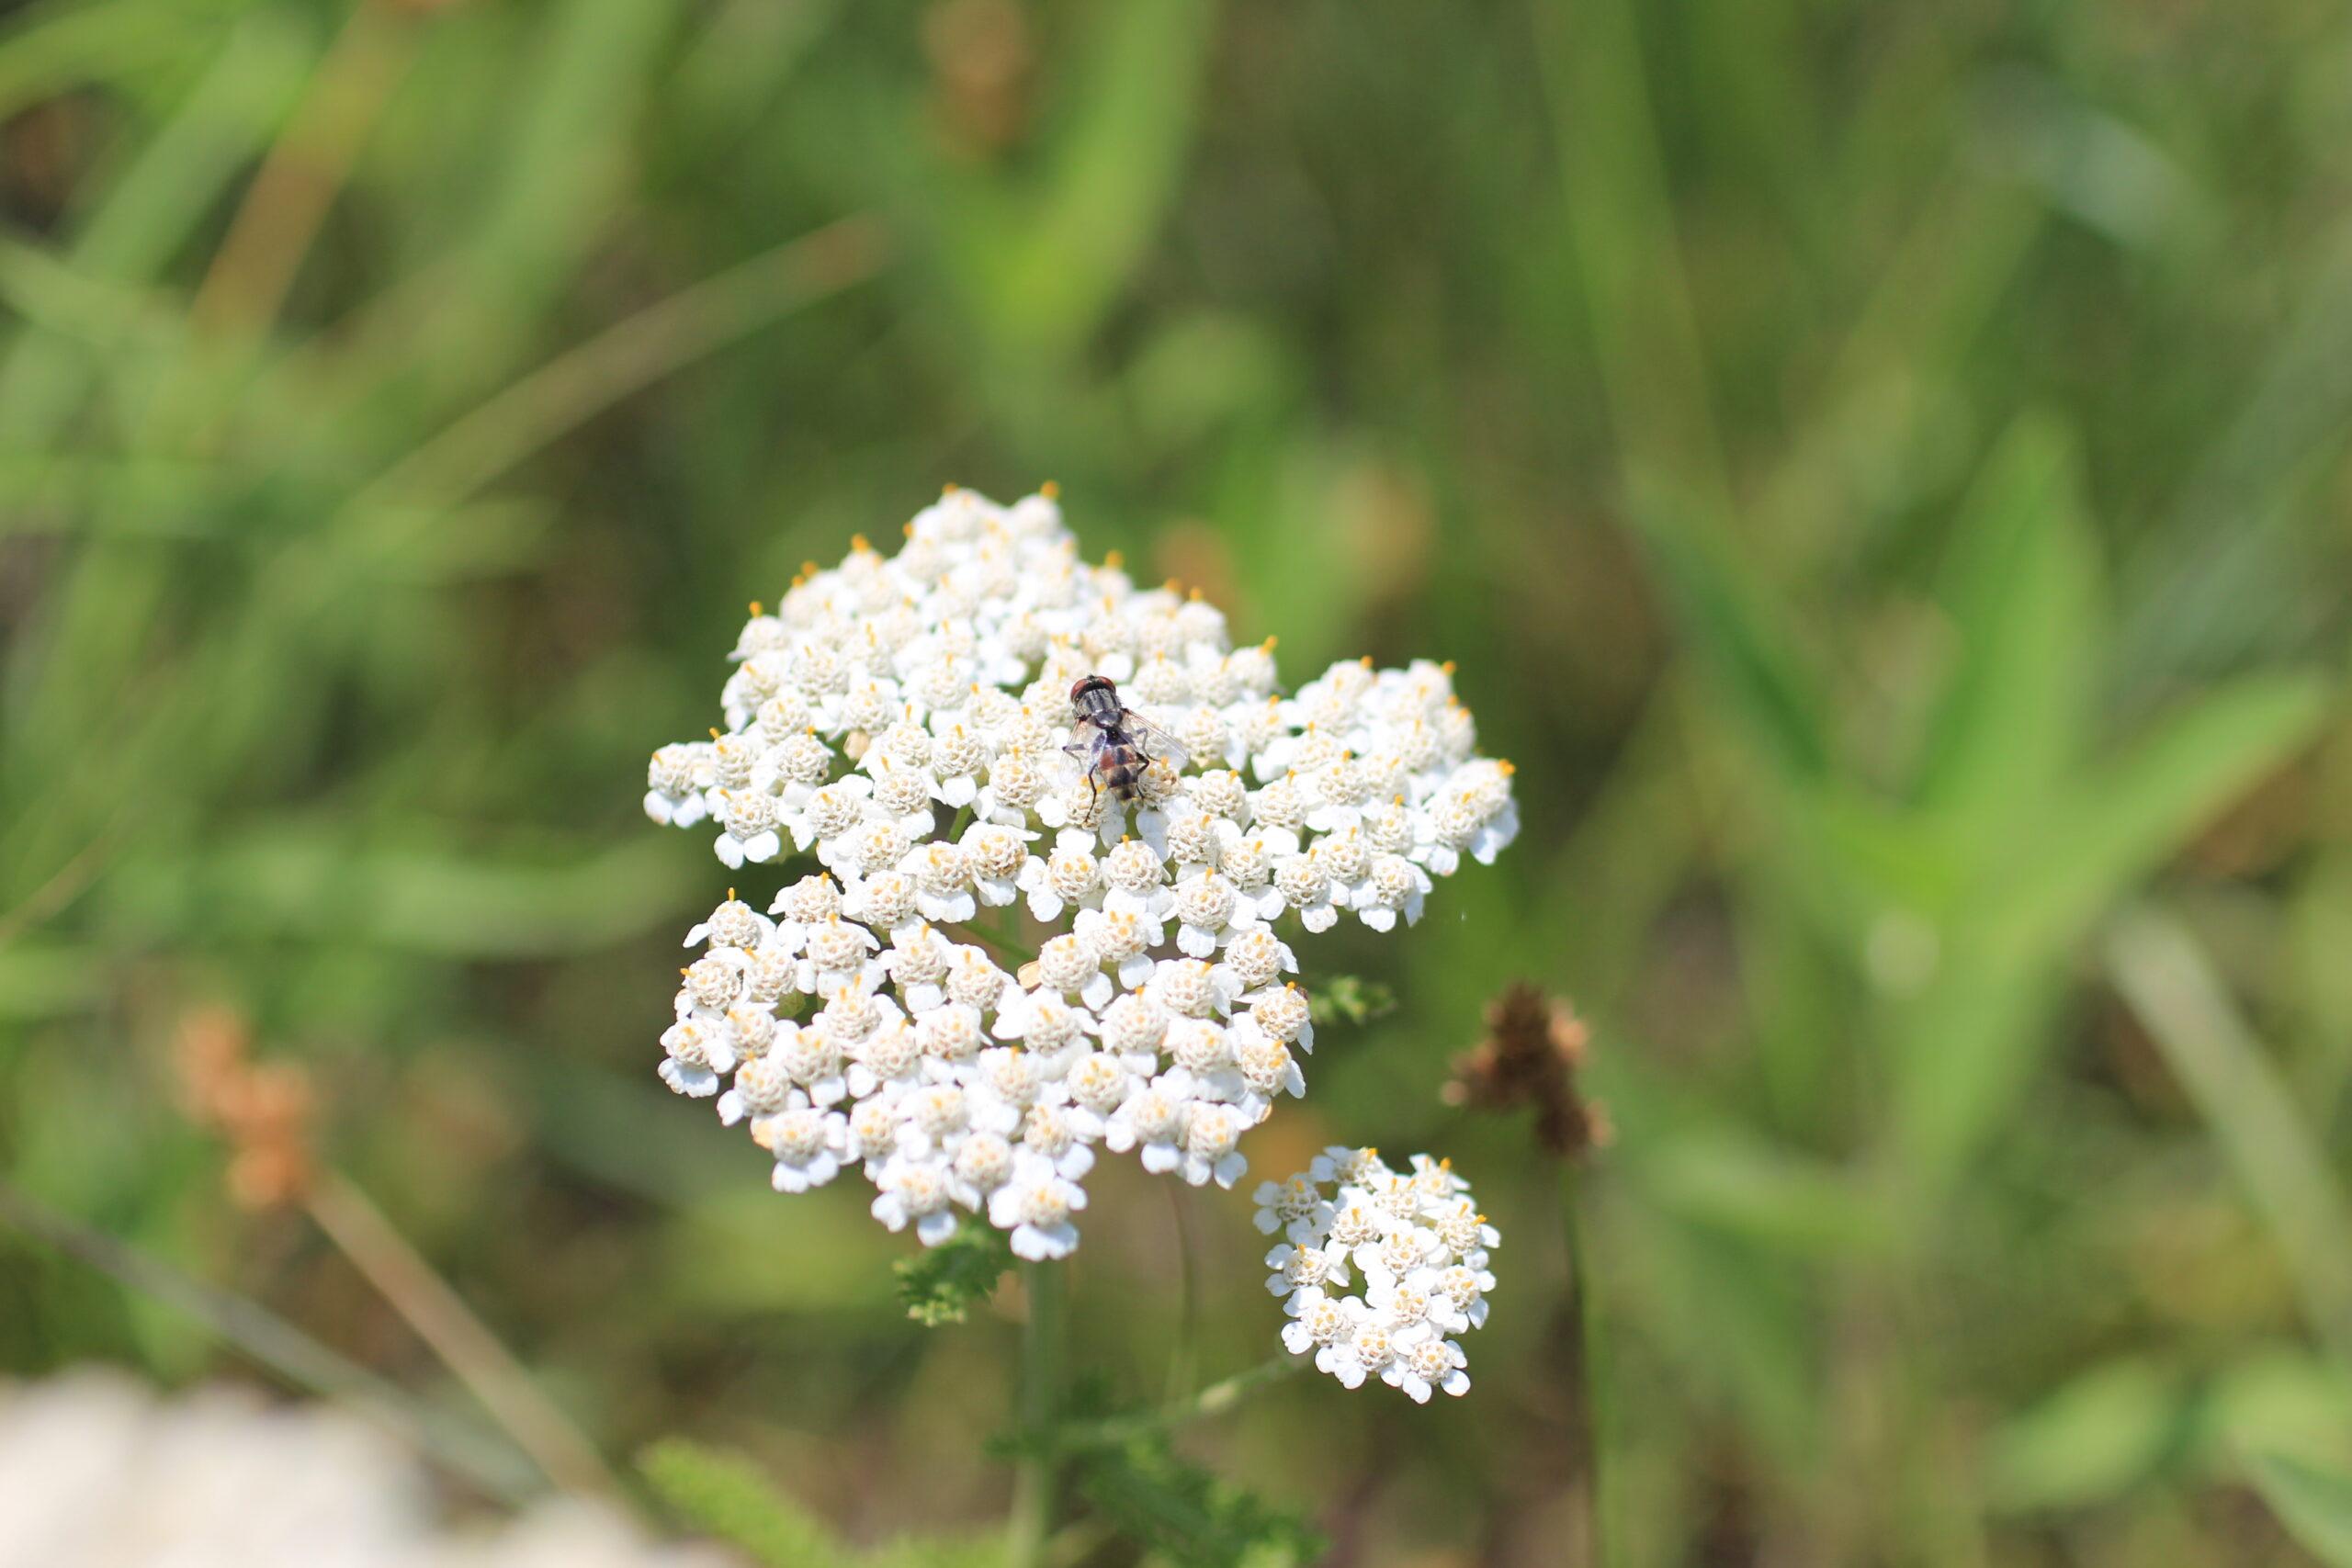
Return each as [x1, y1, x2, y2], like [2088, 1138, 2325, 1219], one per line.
[1096, 740, 1147, 801]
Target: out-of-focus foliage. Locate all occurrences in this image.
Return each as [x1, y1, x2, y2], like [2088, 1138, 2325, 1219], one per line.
[895, 1221, 1012, 1328]
[3, 0, 2352, 1562]
[1070, 1431, 1326, 1568]
[641, 1437, 1003, 1568]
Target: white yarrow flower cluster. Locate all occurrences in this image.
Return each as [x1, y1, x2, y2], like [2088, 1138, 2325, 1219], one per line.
[646, 488, 1518, 1262]
[1256, 1147, 1496, 1402]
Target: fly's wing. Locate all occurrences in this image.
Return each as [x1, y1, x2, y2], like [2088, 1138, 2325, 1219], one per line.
[1056, 714, 1113, 787]
[1118, 707, 1190, 773]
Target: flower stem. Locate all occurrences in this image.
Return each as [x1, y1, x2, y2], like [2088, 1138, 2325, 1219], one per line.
[1165, 1183, 1199, 1402]
[1560, 1160, 1614, 1568]
[1006, 1259, 1068, 1568]
[1051, 1355, 1302, 1452]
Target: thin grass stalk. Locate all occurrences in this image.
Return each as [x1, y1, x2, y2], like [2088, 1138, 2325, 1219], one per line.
[0, 826, 110, 948]
[0, 1175, 538, 1503]
[188, 0, 424, 342]
[307, 1171, 622, 1501]
[2107, 907, 2352, 1365]
[357, 212, 889, 517]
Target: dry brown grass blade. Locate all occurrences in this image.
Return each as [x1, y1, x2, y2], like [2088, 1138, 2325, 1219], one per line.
[306, 1172, 625, 1502]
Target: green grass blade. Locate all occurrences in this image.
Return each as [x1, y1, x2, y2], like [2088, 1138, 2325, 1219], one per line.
[2107, 908, 2352, 1359]
[977, 0, 1216, 361]
[0, 0, 243, 121]
[2246, 1450, 2352, 1568]
[1625, 478, 1830, 785]
[1913, 412, 2099, 818]
[1997, 673, 2328, 964]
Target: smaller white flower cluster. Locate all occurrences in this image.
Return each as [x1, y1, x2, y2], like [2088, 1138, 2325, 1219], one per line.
[1256, 1147, 1496, 1402]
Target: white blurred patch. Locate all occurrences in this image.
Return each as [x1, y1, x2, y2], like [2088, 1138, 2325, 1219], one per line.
[0, 1371, 735, 1568]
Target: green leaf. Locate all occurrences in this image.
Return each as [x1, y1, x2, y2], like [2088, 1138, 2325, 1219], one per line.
[1539, 0, 1724, 485]
[1626, 474, 1830, 785]
[1806, 787, 1956, 919]
[1632, 1213, 1822, 1464]
[1637, 1128, 1891, 1257]
[1984, 1356, 2188, 1512]
[1886, 959, 2064, 1200]
[2247, 1450, 2352, 1568]
[664, 1188, 900, 1314]
[1073, 1433, 1324, 1568]
[1913, 412, 2100, 818]
[639, 1438, 848, 1568]
[1892, 676, 2325, 1192]
[895, 1223, 1013, 1326]
[0, 235, 158, 355]
[1996, 671, 2329, 964]
[0, 0, 243, 122]
[0, 13, 310, 451]
[417, 0, 681, 397]
[1305, 974, 1396, 1028]
[2199, 1348, 2352, 1480]
[0, 942, 103, 1019]
[107, 831, 707, 957]
[947, 0, 1217, 362]
[639, 1438, 1004, 1568]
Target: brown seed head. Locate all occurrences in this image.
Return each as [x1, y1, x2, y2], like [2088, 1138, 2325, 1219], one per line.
[1442, 983, 1610, 1161]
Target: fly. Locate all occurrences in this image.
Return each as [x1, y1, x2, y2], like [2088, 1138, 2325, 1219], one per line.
[1063, 674, 1188, 806]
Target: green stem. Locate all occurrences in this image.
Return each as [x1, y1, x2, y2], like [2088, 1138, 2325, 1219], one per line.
[1052, 1355, 1301, 1453]
[1561, 1160, 1614, 1568]
[1006, 1260, 1068, 1568]
[1165, 1183, 1199, 1402]
[996, 898, 1037, 962]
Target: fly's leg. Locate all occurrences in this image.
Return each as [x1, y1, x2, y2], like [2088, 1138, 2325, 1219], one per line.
[1062, 737, 1099, 814]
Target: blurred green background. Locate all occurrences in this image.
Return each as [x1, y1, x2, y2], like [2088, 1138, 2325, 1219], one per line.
[5, 0, 2352, 1562]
